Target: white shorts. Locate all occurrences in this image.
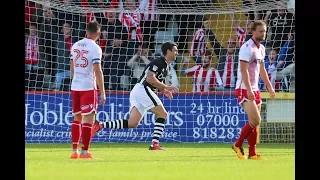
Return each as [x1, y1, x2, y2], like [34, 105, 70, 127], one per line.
[129, 83, 163, 115]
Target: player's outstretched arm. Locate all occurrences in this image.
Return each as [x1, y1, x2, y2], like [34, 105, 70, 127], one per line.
[179, 57, 193, 76]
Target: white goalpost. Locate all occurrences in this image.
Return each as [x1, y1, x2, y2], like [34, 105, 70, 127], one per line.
[25, 0, 295, 144]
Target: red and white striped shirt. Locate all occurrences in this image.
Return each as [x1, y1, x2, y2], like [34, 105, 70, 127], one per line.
[190, 28, 207, 57]
[235, 25, 246, 47]
[222, 53, 236, 88]
[119, 10, 143, 42]
[139, 0, 158, 21]
[25, 35, 39, 65]
[185, 65, 223, 92]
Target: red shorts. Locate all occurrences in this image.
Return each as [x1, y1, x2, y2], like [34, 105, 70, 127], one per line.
[71, 90, 98, 115]
[235, 89, 262, 105]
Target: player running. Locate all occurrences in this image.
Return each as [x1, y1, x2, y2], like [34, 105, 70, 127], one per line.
[93, 41, 179, 150]
[70, 21, 106, 159]
[232, 20, 275, 160]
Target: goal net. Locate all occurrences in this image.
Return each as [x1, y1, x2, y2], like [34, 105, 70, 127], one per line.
[25, 0, 295, 144]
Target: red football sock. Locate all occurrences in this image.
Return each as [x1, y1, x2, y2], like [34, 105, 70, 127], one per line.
[235, 122, 254, 147]
[71, 120, 81, 149]
[247, 128, 258, 157]
[81, 123, 93, 151]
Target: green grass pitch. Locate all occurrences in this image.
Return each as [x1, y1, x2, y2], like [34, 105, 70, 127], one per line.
[26, 143, 294, 180]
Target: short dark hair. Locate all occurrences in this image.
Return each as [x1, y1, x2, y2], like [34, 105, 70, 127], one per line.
[161, 41, 177, 56]
[268, 48, 278, 54]
[250, 20, 266, 32]
[86, 21, 101, 34]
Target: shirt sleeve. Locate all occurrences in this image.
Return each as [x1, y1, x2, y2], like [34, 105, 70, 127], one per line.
[239, 44, 251, 62]
[139, 0, 147, 11]
[92, 46, 102, 64]
[148, 60, 161, 74]
[185, 65, 200, 76]
[235, 25, 245, 39]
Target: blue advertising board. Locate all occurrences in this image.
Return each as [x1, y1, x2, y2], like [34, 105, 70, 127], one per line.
[25, 92, 247, 143]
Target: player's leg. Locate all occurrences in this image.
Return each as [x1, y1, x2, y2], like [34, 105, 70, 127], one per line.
[233, 90, 262, 159]
[91, 105, 144, 139]
[245, 104, 261, 160]
[92, 97, 145, 136]
[80, 112, 96, 158]
[92, 84, 149, 134]
[70, 90, 82, 159]
[129, 85, 167, 150]
[96, 104, 144, 130]
[233, 100, 260, 159]
[246, 91, 263, 160]
[149, 104, 168, 150]
[79, 90, 98, 159]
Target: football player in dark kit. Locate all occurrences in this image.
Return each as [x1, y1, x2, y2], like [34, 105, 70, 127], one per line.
[93, 41, 179, 150]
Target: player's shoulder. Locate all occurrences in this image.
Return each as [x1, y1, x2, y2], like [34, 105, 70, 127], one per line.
[86, 40, 101, 52]
[76, 38, 86, 44]
[71, 38, 85, 48]
[150, 56, 164, 64]
[240, 39, 255, 51]
[239, 42, 251, 52]
[149, 56, 166, 68]
[71, 40, 80, 48]
[241, 39, 252, 48]
[85, 39, 99, 48]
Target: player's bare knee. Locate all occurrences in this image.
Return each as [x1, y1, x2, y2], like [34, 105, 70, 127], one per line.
[82, 112, 95, 124]
[128, 107, 143, 128]
[127, 116, 141, 128]
[73, 114, 82, 122]
[157, 110, 168, 119]
[128, 121, 139, 128]
[250, 116, 261, 127]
